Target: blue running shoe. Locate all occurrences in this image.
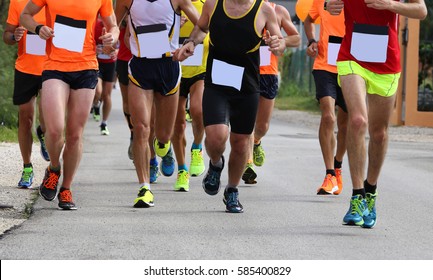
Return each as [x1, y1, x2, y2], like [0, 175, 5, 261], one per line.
[343, 194, 369, 226]
[18, 167, 34, 189]
[150, 160, 159, 183]
[223, 188, 243, 213]
[36, 126, 50, 162]
[160, 148, 175, 177]
[362, 192, 377, 228]
[202, 156, 224, 195]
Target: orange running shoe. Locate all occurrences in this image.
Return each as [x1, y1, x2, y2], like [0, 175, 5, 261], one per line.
[58, 188, 77, 210]
[39, 167, 61, 201]
[317, 174, 338, 195]
[334, 168, 343, 195]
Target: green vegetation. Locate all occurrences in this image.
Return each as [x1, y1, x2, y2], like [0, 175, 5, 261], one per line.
[0, 0, 19, 129]
[0, 126, 17, 142]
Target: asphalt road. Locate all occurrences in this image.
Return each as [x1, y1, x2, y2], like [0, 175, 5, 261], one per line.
[1, 91, 433, 260]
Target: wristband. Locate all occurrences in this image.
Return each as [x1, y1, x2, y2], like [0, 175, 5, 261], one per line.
[307, 38, 317, 47]
[35, 25, 43, 35]
[183, 38, 197, 47]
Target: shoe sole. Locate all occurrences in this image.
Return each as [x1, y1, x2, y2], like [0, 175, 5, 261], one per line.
[174, 187, 189, 192]
[133, 200, 155, 208]
[317, 189, 333, 195]
[39, 187, 58, 201]
[190, 169, 205, 177]
[202, 182, 220, 196]
[242, 168, 257, 184]
[58, 205, 77, 210]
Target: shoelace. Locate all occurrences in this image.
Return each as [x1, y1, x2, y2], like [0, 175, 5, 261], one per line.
[162, 152, 174, 165]
[207, 169, 220, 186]
[44, 171, 59, 190]
[177, 171, 189, 183]
[191, 150, 203, 165]
[21, 170, 33, 182]
[366, 196, 376, 211]
[227, 192, 239, 207]
[59, 190, 73, 203]
[350, 197, 365, 214]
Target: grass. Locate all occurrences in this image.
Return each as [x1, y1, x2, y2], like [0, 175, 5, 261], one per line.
[0, 126, 18, 143]
[275, 94, 320, 112]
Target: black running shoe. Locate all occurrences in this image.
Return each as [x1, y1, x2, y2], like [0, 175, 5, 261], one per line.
[58, 188, 77, 210]
[39, 167, 61, 201]
[223, 188, 243, 213]
[202, 156, 224, 195]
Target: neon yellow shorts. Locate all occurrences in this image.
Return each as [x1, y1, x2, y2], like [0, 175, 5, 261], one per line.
[337, 60, 401, 97]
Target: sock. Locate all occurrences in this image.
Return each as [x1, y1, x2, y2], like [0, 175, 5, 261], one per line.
[37, 125, 43, 135]
[334, 157, 343, 169]
[49, 165, 61, 172]
[178, 164, 188, 172]
[352, 188, 366, 198]
[254, 140, 261, 146]
[130, 131, 134, 140]
[364, 180, 377, 194]
[140, 182, 151, 190]
[150, 157, 158, 166]
[191, 142, 202, 150]
[247, 158, 253, 165]
[24, 163, 33, 169]
[211, 157, 223, 169]
[101, 120, 107, 126]
[326, 169, 336, 176]
[225, 185, 238, 193]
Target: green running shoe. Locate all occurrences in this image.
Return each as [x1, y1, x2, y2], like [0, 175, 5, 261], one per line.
[342, 194, 369, 226]
[133, 186, 154, 208]
[253, 142, 265, 166]
[18, 167, 34, 189]
[190, 149, 205, 177]
[174, 170, 190, 192]
[362, 192, 377, 228]
[242, 163, 257, 184]
[153, 138, 171, 158]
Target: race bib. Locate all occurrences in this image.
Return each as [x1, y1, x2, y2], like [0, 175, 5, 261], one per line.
[259, 45, 272, 67]
[52, 15, 86, 53]
[25, 32, 46, 56]
[350, 24, 388, 63]
[136, 24, 170, 58]
[327, 35, 342, 66]
[211, 59, 244, 91]
[182, 44, 204, 66]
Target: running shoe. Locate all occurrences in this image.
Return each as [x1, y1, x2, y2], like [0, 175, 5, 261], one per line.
[253, 142, 265, 166]
[334, 168, 343, 195]
[317, 174, 338, 195]
[342, 194, 369, 226]
[100, 123, 110, 135]
[39, 167, 61, 201]
[133, 186, 154, 208]
[223, 188, 244, 213]
[362, 192, 378, 228]
[36, 126, 50, 161]
[93, 106, 101, 122]
[190, 149, 205, 177]
[17, 167, 34, 189]
[128, 139, 134, 160]
[185, 109, 192, 123]
[153, 138, 171, 158]
[202, 156, 224, 196]
[58, 188, 77, 210]
[160, 148, 175, 176]
[242, 163, 257, 184]
[174, 170, 190, 192]
[150, 160, 159, 184]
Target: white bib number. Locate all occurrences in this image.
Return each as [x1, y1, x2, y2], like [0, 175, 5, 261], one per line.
[350, 24, 389, 63]
[211, 59, 244, 91]
[25, 33, 46, 56]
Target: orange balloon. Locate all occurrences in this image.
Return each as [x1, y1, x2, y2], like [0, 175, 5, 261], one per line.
[296, 0, 321, 24]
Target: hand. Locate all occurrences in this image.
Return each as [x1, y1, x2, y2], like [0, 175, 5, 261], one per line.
[180, 16, 189, 28]
[99, 27, 115, 54]
[263, 30, 284, 56]
[326, 0, 344, 15]
[306, 42, 318, 58]
[38, 25, 54, 40]
[14, 26, 26, 42]
[172, 41, 195, 62]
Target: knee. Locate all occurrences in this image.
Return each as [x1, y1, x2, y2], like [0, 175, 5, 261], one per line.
[173, 119, 186, 140]
[349, 115, 368, 134]
[230, 136, 249, 155]
[134, 122, 151, 140]
[189, 104, 203, 123]
[321, 112, 336, 129]
[18, 111, 34, 130]
[369, 127, 388, 145]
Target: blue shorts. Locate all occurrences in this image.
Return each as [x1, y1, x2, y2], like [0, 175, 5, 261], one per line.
[259, 74, 279, 99]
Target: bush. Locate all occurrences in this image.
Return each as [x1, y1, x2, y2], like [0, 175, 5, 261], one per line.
[0, 0, 19, 128]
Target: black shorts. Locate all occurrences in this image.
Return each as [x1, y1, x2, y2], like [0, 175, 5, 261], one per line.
[13, 69, 42, 105]
[116, 59, 129, 86]
[98, 61, 117, 82]
[42, 70, 98, 90]
[179, 72, 206, 98]
[128, 56, 180, 96]
[260, 74, 279, 100]
[203, 86, 259, 134]
[312, 70, 347, 112]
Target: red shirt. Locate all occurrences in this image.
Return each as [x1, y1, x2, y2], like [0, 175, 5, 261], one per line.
[337, 0, 400, 74]
[117, 26, 132, 62]
[94, 18, 116, 63]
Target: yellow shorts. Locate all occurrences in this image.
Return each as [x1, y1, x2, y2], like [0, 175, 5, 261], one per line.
[337, 60, 401, 97]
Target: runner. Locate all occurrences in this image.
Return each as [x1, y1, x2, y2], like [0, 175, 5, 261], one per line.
[3, 0, 49, 189]
[21, 0, 119, 210]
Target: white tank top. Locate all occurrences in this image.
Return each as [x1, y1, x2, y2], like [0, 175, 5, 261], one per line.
[128, 0, 180, 58]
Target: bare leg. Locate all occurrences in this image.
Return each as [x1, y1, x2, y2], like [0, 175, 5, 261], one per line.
[18, 98, 36, 165]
